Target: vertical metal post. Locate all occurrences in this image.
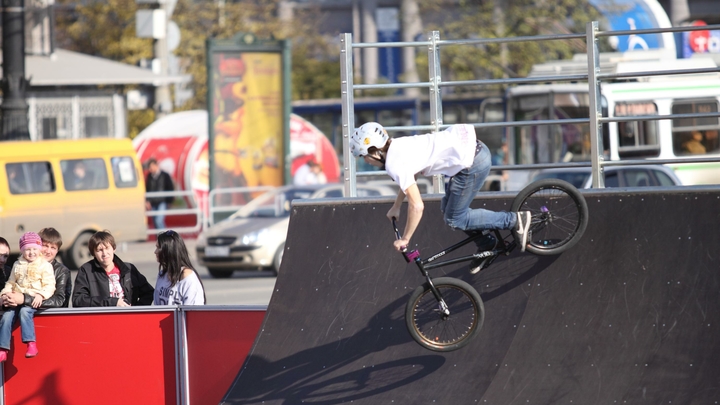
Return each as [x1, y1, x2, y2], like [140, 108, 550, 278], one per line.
[586, 21, 605, 188]
[282, 39, 293, 185]
[427, 30, 442, 133]
[179, 309, 190, 405]
[173, 309, 184, 405]
[153, 0, 172, 119]
[1, 0, 31, 141]
[340, 33, 357, 197]
[206, 38, 216, 192]
[427, 30, 444, 193]
[0, 363, 4, 405]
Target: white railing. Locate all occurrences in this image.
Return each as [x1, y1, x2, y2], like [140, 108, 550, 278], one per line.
[145, 189, 203, 235]
[206, 186, 275, 228]
[145, 186, 282, 235]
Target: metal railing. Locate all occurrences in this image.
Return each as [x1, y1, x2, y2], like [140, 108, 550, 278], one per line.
[145, 189, 203, 235]
[145, 186, 277, 234]
[340, 22, 720, 193]
[206, 186, 275, 228]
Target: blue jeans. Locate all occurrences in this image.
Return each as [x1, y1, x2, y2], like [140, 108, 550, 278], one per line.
[152, 201, 167, 230]
[440, 142, 517, 232]
[0, 306, 37, 349]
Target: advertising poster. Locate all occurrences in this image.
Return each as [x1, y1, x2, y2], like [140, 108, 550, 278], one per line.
[681, 21, 720, 58]
[211, 52, 283, 203]
[588, 0, 665, 52]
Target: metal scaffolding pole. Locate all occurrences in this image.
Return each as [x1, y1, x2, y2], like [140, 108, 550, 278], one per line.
[1, 0, 30, 141]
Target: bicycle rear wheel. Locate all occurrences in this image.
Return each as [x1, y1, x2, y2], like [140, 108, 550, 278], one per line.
[511, 178, 588, 255]
[405, 277, 484, 352]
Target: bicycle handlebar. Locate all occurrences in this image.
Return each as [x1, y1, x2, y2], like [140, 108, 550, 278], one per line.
[392, 217, 421, 263]
[391, 217, 406, 252]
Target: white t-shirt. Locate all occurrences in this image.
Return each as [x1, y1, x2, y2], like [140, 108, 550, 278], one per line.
[153, 269, 205, 305]
[384, 124, 477, 192]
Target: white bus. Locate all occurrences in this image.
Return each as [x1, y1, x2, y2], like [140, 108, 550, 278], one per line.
[497, 55, 720, 190]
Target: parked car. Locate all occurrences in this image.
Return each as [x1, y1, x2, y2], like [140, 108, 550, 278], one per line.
[196, 184, 395, 278]
[530, 165, 682, 189]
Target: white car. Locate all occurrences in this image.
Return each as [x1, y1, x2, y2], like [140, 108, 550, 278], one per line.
[530, 165, 683, 189]
[196, 184, 394, 278]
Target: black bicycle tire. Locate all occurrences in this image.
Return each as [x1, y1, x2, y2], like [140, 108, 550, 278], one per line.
[405, 277, 484, 352]
[510, 178, 589, 255]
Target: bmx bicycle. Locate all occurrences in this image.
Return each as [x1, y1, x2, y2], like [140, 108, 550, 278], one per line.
[394, 178, 589, 352]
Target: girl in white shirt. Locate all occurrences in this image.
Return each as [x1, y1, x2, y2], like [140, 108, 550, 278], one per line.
[153, 230, 206, 305]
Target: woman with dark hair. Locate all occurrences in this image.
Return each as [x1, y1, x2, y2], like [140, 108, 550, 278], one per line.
[72, 230, 154, 307]
[153, 230, 205, 305]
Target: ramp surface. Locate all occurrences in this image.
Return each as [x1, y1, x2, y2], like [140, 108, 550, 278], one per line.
[222, 187, 720, 404]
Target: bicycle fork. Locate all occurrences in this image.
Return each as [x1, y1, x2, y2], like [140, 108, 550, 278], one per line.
[394, 218, 451, 317]
[426, 276, 451, 317]
[405, 250, 451, 317]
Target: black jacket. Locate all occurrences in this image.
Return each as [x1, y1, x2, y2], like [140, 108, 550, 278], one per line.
[145, 170, 175, 206]
[72, 255, 154, 307]
[1, 264, 10, 287]
[23, 259, 72, 308]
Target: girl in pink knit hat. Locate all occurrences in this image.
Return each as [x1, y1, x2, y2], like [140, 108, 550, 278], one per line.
[0, 232, 55, 362]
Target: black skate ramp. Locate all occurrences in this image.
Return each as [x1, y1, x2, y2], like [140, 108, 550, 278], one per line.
[222, 186, 720, 404]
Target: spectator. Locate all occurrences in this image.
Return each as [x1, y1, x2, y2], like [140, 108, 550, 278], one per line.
[145, 158, 175, 230]
[682, 131, 707, 154]
[67, 161, 92, 190]
[293, 160, 327, 186]
[72, 230, 154, 307]
[7, 165, 27, 194]
[0, 237, 10, 284]
[2, 228, 72, 309]
[153, 230, 206, 305]
[0, 232, 56, 361]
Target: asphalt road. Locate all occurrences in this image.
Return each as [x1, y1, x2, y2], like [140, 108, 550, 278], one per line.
[75, 239, 276, 306]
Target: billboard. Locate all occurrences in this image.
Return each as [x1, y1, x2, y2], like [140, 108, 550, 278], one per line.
[588, 0, 674, 55]
[211, 52, 283, 192]
[206, 34, 292, 203]
[681, 21, 720, 58]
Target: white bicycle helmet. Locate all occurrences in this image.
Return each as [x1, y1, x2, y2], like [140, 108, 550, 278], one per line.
[350, 122, 389, 157]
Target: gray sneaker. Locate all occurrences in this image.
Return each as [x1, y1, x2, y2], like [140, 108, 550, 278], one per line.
[516, 211, 531, 252]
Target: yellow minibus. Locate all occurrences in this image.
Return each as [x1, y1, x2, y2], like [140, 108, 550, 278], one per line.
[0, 138, 147, 268]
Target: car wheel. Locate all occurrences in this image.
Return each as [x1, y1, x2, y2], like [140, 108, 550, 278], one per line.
[272, 243, 285, 275]
[64, 231, 94, 269]
[207, 267, 234, 279]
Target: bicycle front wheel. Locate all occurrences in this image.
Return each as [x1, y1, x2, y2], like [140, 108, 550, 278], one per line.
[405, 277, 484, 352]
[511, 178, 588, 255]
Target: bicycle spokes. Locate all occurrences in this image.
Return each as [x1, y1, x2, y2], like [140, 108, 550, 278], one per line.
[512, 179, 588, 254]
[409, 282, 482, 349]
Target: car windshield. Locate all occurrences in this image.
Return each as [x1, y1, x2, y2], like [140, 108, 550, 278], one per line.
[533, 171, 590, 189]
[229, 188, 315, 219]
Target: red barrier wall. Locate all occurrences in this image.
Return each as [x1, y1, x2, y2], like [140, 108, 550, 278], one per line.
[0, 308, 266, 405]
[3, 311, 177, 405]
[185, 310, 266, 405]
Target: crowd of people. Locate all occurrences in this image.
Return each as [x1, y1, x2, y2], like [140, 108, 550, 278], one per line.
[0, 227, 205, 363]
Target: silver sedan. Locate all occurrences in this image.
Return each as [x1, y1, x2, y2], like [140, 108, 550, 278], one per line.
[196, 184, 395, 278]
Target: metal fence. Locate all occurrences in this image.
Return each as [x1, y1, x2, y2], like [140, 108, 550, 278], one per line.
[145, 189, 204, 235]
[145, 186, 276, 234]
[340, 21, 720, 194]
[206, 185, 275, 227]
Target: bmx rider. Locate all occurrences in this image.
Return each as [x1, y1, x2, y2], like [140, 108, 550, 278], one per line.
[350, 122, 531, 273]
